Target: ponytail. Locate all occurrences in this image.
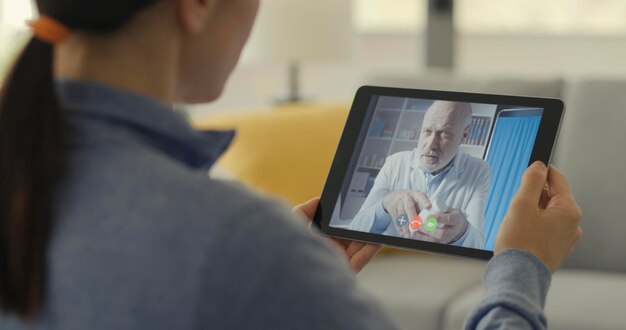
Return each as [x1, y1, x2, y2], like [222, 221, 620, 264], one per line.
[0, 38, 65, 318]
[0, 0, 161, 318]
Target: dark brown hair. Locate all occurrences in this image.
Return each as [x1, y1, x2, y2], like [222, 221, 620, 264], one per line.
[0, 0, 159, 318]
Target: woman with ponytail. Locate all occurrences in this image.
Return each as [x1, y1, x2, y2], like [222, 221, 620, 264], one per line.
[0, 0, 581, 329]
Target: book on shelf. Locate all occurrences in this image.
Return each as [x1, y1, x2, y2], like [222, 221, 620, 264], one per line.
[349, 171, 378, 197]
[382, 128, 394, 138]
[369, 116, 397, 139]
[462, 116, 491, 146]
[369, 117, 386, 137]
[348, 172, 370, 196]
[397, 128, 418, 140]
[362, 154, 385, 168]
[466, 118, 477, 145]
[478, 118, 488, 145]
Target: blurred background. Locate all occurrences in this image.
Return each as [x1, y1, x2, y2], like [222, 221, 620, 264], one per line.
[3, 0, 626, 118]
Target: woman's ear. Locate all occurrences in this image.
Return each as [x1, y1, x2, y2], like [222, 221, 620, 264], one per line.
[175, 0, 215, 34]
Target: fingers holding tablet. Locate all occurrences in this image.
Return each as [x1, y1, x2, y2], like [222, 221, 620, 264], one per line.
[495, 163, 582, 272]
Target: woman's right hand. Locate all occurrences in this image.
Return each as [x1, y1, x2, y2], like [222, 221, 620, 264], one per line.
[495, 161, 583, 273]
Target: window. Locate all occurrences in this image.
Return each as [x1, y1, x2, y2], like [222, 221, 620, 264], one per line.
[0, 0, 36, 79]
[354, 0, 626, 36]
[354, 0, 426, 34]
[457, 0, 626, 36]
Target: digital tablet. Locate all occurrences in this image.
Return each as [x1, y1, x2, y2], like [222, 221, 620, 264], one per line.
[313, 86, 564, 260]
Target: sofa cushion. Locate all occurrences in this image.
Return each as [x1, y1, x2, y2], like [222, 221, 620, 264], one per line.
[192, 103, 349, 206]
[356, 254, 485, 330]
[553, 79, 626, 273]
[442, 269, 626, 330]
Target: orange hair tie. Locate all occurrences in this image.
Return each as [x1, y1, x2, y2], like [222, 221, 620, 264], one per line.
[27, 16, 70, 45]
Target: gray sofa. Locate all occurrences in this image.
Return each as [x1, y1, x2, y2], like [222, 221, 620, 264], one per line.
[356, 74, 626, 330]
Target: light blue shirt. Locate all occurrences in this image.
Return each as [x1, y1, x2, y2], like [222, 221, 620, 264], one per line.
[0, 81, 550, 330]
[352, 149, 491, 248]
[370, 158, 471, 245]
[422, 159, 455, 196]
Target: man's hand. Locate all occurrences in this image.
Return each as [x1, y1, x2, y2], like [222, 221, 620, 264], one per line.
[382, 190, 432, 238]
[293, 197, 382, 273]
[495, 162, 583, 273]
[411, 209, 469, 244]
[436, 210, 469, 243]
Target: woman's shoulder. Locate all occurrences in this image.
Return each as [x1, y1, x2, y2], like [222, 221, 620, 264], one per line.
[60, 143, 305, 246]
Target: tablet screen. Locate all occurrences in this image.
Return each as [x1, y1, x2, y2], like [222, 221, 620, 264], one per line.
[328, 94, 547, 251]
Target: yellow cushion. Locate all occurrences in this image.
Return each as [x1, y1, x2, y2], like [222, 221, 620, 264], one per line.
[193, 103, 409, 255]
[192, 103, 349, 206]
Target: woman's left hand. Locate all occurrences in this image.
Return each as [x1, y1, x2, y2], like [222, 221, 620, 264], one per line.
[293, 197, 382, 273]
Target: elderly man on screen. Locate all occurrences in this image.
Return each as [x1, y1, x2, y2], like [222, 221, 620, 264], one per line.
[350, 101, 491, 249]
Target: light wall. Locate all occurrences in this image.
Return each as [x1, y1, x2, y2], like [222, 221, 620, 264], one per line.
[459, 35, 626, 76]
[187, 34, 626, 119]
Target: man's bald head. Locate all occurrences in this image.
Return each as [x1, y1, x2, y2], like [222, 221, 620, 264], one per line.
[418, 101, 473, 173]
[424, 101, 472, 130]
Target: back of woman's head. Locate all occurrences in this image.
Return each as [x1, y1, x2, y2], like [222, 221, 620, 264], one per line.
[0, 0, 160, 319]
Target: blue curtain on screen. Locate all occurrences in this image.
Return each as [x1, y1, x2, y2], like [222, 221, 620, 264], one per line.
[483, 110, 542, 250]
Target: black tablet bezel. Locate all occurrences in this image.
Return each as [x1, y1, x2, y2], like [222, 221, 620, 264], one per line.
[313, 85, 565, 260]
